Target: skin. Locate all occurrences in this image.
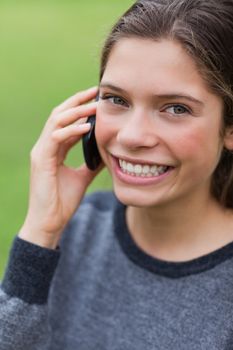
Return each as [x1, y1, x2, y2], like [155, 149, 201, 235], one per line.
[19, 87, 102, 249]
[96, 38, 233, 261]
[19, 37, 233, 261]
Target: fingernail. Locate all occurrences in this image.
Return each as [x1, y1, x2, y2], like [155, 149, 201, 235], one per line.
[78, 123, 91, 129]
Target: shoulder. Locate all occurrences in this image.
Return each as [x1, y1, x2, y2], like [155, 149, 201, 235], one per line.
[80, 190, 117, 212]
[54, 191, 121, 279]
[59, 190, 118, 250]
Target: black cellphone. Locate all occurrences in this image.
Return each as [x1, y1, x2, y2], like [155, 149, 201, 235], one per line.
[82, 111, 102, 171]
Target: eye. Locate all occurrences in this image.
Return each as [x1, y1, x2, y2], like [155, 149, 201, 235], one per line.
[164, 104, 191, 116]
[100, 94, 128, 107]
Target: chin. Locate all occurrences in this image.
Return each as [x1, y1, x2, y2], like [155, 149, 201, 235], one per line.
[112, 184, 168, 208]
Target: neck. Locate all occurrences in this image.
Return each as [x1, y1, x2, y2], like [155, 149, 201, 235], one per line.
[126, 189, 233, 262]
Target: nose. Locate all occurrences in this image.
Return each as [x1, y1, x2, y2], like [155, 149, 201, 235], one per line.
[116, 109, 159, 150]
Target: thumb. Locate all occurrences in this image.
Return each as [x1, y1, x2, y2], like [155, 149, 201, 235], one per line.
[77, 162, 105, 186]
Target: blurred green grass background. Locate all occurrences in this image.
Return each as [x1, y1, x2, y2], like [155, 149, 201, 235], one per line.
[0, 0, 133, 278]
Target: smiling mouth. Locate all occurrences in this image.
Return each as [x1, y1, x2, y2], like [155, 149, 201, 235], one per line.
[118, 158, 172, 177]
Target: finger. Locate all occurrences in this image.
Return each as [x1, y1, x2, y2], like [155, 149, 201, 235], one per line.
[39, 100, 94, 151]
[31, 88, 97, 165]
[52, 122, 91, 143]
[57, 137, 80, 165]
[51, 101, 97, 128]
[57, 129, 89, 165]
[63, 135, 80, 147]
[53, 86, 98, 113]
[33, 122, 90, 163]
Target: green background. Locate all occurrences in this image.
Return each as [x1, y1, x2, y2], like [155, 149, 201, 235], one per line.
[0, 0, 133, 278]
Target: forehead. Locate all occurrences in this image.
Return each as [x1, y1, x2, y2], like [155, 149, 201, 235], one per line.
[102, 38, 212, 101]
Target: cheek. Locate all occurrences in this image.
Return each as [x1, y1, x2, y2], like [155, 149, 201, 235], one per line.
[171, 124, 222, 170]
[95, 112, 105, 146]
[95, 108, 114, 159]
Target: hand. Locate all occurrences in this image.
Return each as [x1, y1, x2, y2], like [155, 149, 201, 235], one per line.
[19, 86, 103, 249]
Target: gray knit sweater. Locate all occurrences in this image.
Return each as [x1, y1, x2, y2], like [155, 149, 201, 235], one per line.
[1, 191, 233, 349]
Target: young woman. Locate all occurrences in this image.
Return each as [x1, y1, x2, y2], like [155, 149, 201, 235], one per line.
[1, 0, 233, 349]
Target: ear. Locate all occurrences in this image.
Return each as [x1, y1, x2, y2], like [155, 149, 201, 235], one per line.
[223, 126, 233, 151]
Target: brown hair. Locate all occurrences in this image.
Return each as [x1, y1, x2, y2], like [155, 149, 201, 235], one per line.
[99, 0, 233, 208]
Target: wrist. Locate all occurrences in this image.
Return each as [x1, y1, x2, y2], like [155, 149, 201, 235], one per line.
[19, 224, 60, 250]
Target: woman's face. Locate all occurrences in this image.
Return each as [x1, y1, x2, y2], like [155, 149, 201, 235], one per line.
[96, 38, 225, 207]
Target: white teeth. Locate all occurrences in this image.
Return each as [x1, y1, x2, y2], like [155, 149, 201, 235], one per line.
[118, 159, 169, 177]
[142, 165, 150, 175]
[127, 163, 134, 173]
[150, 165, 159, 176]
[134, 164, 142, 174]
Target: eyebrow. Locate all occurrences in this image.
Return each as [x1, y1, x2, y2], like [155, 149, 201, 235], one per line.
[99, 82, 204, 107]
